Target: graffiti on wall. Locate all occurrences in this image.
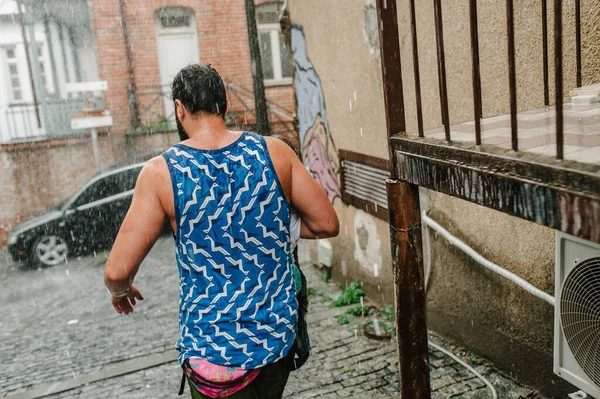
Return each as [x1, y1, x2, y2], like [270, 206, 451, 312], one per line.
[291, 24, 341, 203]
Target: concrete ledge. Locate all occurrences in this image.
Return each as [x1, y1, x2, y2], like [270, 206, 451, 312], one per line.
[2, 351, 178, 399]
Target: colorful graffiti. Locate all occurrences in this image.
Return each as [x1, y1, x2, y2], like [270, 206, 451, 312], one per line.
[291, 25, 341, 203]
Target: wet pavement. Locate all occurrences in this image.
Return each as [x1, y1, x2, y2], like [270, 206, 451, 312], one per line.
[0, 237, 544, 398]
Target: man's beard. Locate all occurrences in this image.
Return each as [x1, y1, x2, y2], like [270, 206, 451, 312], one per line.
[176, 114, 188, 141]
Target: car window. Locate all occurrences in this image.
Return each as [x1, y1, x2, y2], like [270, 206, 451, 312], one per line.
[72, 174, 122, 208]
[117, 167, 142, 192]
[71, 167, 142, 209]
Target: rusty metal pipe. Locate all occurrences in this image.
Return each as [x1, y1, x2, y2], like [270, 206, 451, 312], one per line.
[409, 0, 424, 138]
[575, 0, 582, 88]
[555, 0, 564, 160]
[469, 0, 482, 144]
[376, 0, 405, 175]
[507, 0, 518, 151]
[542, 0, 550, 106]
[386, 179, 431, 399]
[433, 0, 450, 142]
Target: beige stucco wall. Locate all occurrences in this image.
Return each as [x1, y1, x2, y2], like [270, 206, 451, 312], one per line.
[290, 0, 388, 160]
[290, 0, 394, 306]
[397, 0, 600, 133]
[289, 0, 598, 395]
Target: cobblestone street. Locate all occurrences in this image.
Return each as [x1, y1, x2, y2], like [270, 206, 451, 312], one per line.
[0, 237, 543, 398]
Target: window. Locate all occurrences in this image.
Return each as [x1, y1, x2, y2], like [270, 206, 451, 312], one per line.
[256, 2, 292, 84]
[72, 174, 123, 208]
[116, 167, 142, 193]
[3, 46, 23, 102]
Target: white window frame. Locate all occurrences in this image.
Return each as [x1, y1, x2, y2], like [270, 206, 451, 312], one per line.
[3, 46, 24, 103]
[257, 23, 292, 86]
[36, 42, 51, 93]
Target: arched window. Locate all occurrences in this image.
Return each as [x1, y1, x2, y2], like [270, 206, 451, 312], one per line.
[256, 2, 292, 85]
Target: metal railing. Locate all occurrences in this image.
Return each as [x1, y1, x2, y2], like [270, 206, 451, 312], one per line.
[375, 1, 598, 397]
[128, 82, 296, 135]
[0, 97, 84, 144]
[408, 0, 584, 159]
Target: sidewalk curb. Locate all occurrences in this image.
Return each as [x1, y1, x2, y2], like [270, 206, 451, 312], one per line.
[2, 351, 178, 399]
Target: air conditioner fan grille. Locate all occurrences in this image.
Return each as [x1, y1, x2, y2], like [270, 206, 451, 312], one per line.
[560, 255, 600, 387]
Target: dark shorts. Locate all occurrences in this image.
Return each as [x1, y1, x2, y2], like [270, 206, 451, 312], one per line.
[187, 362, 291, 399]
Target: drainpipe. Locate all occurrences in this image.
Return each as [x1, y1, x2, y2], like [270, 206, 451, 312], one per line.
[245, 0, 271, 136]
[17, 0, 41, 129]
[118, 0, 139, 131]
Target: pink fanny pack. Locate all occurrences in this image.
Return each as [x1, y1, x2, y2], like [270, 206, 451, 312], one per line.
[183, 358, 260, 398]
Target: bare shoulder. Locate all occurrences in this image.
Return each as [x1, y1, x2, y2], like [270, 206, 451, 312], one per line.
[263, 136, 296, 200]
[264, 135, 288, 151]
[137, 156, 170, 190]
[264, 136, 300, 163]
[140, 156, 168, 177]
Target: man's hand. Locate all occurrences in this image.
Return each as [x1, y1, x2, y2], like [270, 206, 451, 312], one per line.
[111, 284, 144, 315]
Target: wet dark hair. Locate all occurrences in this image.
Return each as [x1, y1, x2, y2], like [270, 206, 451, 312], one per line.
[272, 134, 302, 160]
[171, 64, 228, 118]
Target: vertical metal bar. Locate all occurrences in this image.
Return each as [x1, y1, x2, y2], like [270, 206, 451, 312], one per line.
[22, 107, 31, 138]
[21, 105, 33, 137]
[8, 108, 16, 140]
[469, 0, 483, 145]
[17, 0, 41, 129]
[555, 0, 564, 160]
[432, 0, 450, 141]
[245, 0, 272, 136]
[542, 0, 549, 106]
[575, 0, 582, 88]
[408, 0, 424, 138]
[26, 15, 50, 136]
[376, 0, 406, 168]
[507, 0, 518, 151]
[386, 180, 431, 399]
[119, 0, 140, 130]
[377, 1, 431, 398]
[90, 128, 101, 171]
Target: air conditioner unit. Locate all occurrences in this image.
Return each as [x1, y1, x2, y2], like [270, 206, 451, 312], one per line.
[555, 232, 600, 398]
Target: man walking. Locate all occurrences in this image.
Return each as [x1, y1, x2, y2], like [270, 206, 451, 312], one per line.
[104, 64, 339, 398]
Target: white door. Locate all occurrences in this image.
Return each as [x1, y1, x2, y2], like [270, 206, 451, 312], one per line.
[155, 8, 200, 129]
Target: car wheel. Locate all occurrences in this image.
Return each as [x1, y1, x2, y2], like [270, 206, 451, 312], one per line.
[32, 235, 69, 267]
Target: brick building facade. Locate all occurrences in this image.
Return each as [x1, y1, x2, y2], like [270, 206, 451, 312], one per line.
[0, 0, 296, 246]
[89, 0, 295, 134]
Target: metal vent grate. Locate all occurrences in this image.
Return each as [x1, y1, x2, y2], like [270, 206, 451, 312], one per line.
[560, 255, 600, 387]
[342, 160, 390, 211]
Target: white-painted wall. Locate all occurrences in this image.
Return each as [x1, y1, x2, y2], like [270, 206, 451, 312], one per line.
[0, 1, 99, 143]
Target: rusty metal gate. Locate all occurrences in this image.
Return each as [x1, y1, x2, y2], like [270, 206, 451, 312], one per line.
[374, 0, 600, 397]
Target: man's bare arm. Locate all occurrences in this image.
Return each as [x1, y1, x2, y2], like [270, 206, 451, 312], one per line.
[104, 157, 168, 297]
[289, 149, 339, 239]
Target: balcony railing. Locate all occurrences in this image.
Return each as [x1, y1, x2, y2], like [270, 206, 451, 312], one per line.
[0, 97, 85, 144]
[406, 0, 587, 160]
[127, 82, 296, 135]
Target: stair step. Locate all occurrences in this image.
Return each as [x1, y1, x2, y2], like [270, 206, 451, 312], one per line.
[569, 84, 600, 97]
[571, 95, 600, 105]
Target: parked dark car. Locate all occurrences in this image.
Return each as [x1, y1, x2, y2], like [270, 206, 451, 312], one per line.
[7, 163, 145, 267]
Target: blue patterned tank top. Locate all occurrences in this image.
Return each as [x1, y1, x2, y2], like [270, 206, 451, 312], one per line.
[162, 132, 297, 370]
